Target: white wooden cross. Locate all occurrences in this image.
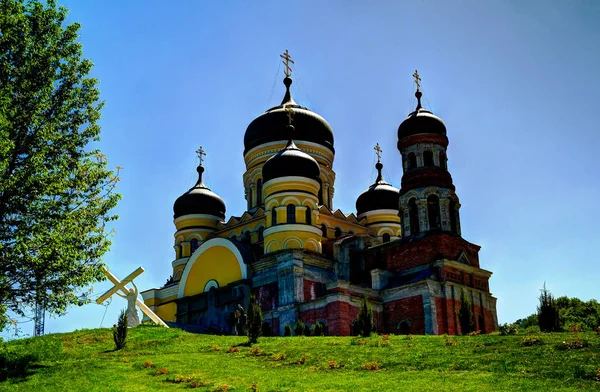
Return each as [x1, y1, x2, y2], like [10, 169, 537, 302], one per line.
[96, 266, 168, 328]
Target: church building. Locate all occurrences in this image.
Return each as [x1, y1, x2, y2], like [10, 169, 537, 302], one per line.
[141, 52, 498, 335]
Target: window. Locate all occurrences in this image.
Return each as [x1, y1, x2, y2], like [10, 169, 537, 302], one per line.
[258, 227, 264, 241]
[408, 198, 420, 235]
[271, 207, 277, 226]
[286, 204, 296, 224]
[317, 178, 324, 205]
[190, 238, 199, 253]
[321, 224, 327, 238]
[449, 200, 458, 234]
[244, 231, 251, 243]
[424, 150, 434, 167]
[427, 195, 441, 230]
[439, 151, 447, 170]
[248, 188, 253, 209]
[334, 227, 342, 238]
[305, 207, 312, 225]
[256, 179, 263, 205]
[407, 152, 417, 169]
[382, 233, 391, 243]
[399, 321, 411, 335]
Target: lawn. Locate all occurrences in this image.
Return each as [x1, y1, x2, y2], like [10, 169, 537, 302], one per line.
[1, 326, 599, 391]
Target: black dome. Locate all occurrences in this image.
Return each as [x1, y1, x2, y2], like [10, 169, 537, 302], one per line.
[262, 127, 321, 183]
[173, 166, 226, 220]
[244, 77, 334, 155]
[397, 91, 446, 141]
[356, 162, 400, 216]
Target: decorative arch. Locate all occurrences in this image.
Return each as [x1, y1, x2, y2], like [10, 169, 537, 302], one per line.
[203, 279, 219, 292]
[281, 196, 302, 206]
[265, 240, 280, 253]
[427, 194, 441, 230]
[282, 237, 303, 249]
[178, 238, 247, 298]
[174, 269, 183, 281]
[306, 238, 320, 252]
[423, 150, 434, 167]
[286, 204, 296, 224]
[321, 224, 328, 238]
[407, 152, 417, 169]
[185, 233, 203, 241]
[334, 227, 342, 238]
[265, 199, 281, 210]
[408, 198, 420, 236]
[398, 319, 412, 335]
[382, 233, 391, 243]
[376, 227, 395, 236]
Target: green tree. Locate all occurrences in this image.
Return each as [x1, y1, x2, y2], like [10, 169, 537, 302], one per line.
[537, 283, 560, 332]
[113, 309, 127, 350]
[355, 295, 374, 337]
[458, 290, 474, 334]
[0, 0, 120, 329]
[246, 295, 262, 344]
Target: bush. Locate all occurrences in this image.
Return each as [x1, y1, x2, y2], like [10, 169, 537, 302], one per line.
[293, 320, 305, 337]
[538, 283, 560, 332]
[283, 323, 292, 336]
[247, 295, 262, 344]
[0, 345, 38, 381]
[313, 322, 325, 336]
[113, 309, 128, 350]
[458, 290, 474, 335]
[499, 323, 518, 336]
[303, 323, 312, 336]
[355, 295, 374, 337]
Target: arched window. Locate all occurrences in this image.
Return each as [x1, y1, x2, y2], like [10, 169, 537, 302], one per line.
[256, 179, 263, 205]
[399, 321, 411, 335]
[258, 227, 264, 241]
[424, 150, 434, 167]
[408, 198, 420, 235]
[321, 224, 327, 238]
[407, 152, 417, 169]
[382, 233, 391, 243]
[286, 204, 296, 224]
[439, 151, 447, 170]
[317, 178, 324, 205]
[449, 199, 458, 234]
[427, 195, 441, 230]
[248, 188, 253, 209]
[305, 207, 312, 225]
[271, 207, 277, 226]
[244, 231, 251, 243]
[190, 238, 199, 253]
[334, 227, 342, 238]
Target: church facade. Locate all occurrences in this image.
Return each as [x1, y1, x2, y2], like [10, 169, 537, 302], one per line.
[141, 54, 498, 336]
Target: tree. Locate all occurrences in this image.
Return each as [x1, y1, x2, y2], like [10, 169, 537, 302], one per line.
[0, 0, 120, 329]
[113, 309, 127, 350]
[246, 294, 262, 344]
[355, 295, 374, 337]
[458, 290, 474, 334]
[537, 284, 560, 332]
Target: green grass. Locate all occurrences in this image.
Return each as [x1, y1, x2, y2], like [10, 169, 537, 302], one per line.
[1, 327, 599, 391]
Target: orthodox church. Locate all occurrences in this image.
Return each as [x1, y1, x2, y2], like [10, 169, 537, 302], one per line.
[141, 52, 498, 336]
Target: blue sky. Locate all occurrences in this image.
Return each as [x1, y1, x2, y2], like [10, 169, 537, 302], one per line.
[6, 0, 600, 338]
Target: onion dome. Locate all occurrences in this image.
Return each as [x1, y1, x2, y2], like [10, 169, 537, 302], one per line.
[397, 90, 446, 141]
[244, 77, 334, 154]
[262, 125, 321, 183]
[356, 162, 400, 216]
[173, 164, 226, 220]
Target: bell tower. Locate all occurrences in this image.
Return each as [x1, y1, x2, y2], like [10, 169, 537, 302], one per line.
[397, 70, 461, 237]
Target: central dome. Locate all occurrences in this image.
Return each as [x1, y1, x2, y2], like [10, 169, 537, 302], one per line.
[356, 162, 400, 216]
[244, 77, 334, 155]
[397, 91, 446, 141]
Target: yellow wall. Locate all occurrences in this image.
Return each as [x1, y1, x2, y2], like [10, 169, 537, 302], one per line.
[155, 302, 177, 322]
[183, 245, 243, 297]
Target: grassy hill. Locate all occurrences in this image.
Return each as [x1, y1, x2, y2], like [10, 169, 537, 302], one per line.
[1, 326, 599, 391]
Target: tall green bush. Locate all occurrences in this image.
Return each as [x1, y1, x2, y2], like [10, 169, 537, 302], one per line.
[538, 283, 560, 332]
[283, 323, 292, 336]
[458, 290, 474, 335]
[293, 320, 305, 336]
[113, 309, 127, 350]
[247, 294, 262, 344]
[355, 295, 374, 337]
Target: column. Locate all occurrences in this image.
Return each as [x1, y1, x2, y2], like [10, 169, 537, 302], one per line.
[439, 199, 451, 231]
[417, 199, 429, 232]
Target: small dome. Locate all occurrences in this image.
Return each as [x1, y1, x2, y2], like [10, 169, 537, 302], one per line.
[356, 162, 400, 216]
[173, 165, 226, 220]
[397, 91, 446, 141]
[262, 125, 321, 183]
[244, 77, 334, 154]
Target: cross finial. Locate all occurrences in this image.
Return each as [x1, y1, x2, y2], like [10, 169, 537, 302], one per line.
[412, 69, 422, 91]
[280, 49, 295, 78]
[284, 104, 294, 125]
[195, 146, 206, 165]
[374, 143, 383, 163]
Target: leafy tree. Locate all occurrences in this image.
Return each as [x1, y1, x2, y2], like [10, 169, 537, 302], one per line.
[0, 0, 120, 329]
[113, 309, 127, 350]
[458, 290, 474, 334]
[537, 283, 560, 332]
[246, 294, 262, 344]
[293, 320, 305, 337]
[355, 295, 374, 337]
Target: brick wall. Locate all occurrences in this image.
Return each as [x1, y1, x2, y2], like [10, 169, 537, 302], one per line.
[383, 295, 425, 334]
[299, 300, 383, 336]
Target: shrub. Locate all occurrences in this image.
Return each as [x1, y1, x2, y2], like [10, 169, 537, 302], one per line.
[499, 323, 518, 336]
[211, 344, 221, 351]
[227, 346, 240, 353]
[113, 309, 128, 350]
[283, 323, 292, 337]
[272, 352, 286, 361]
[247, 294, 262, 344]
[313, 321, 325, 336]
[555, 337, 588, 351]
[458, 290, 474, 335]
[538, 283, 560, 332]
[521, 336, 543, 347]
[249, 381, 259, 391]
[328, 360, 341, 369]
[293, 356, 306, 365]
[444, 335, 458, 346]
[361, 361, 381, 371]
[595, 326, 600, 336]
[467, 330, 481, 336]
[143, 360, 155, 368]
[355, 295, 374, 337]
[0, 346, 38, 381]
[249, 346, 264, 356]
[156, 368, 168, 375]
[294, 320, 305, 336]
[303, 323, 312, 336]
[568, 324, 583, 332]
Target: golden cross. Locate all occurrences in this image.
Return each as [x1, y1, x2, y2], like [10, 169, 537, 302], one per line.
[412, 69, 422, 91]
[284, 105, 294, 125]
[280, 49, 295, 77]
[374, 143, 383, 162]
[195, 146, 206, 165]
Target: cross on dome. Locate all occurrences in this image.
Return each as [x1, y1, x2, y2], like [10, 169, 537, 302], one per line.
[280, 49, 295, 78]
[412, 69, 422, 91]
[195, 146, 206, 165]
[374, 143, 383, 163]
[284, 105, 294, 125]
